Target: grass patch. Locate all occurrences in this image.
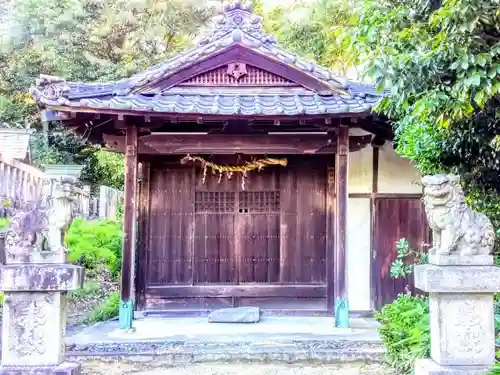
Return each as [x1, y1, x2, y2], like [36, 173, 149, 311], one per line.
[84, 291, 120, 324]
[69, 279, 101, 302]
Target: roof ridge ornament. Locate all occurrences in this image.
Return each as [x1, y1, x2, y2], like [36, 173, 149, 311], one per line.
[199, 0, 276, 46]
[223, 0, 253, 12]
[29, 74, 70, 106]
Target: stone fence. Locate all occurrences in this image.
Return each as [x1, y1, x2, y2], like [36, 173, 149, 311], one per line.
[0, 154, 122, 220]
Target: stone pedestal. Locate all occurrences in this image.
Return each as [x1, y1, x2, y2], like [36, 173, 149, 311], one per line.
[414, 264, 500, 375]
[0, 264, 84, 374]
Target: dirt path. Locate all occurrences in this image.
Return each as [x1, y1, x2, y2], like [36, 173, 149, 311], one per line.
[82, 361, 393, 375]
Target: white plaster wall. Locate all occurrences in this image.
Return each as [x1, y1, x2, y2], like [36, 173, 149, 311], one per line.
[346, 197, 371, 311]
[348, 145, 373, 194]
[378, 143, 422, 194]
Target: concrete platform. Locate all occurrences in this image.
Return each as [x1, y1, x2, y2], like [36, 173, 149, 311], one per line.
[65, 317, 384, 364]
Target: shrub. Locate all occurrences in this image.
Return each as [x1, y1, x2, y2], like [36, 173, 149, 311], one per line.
[0, 217, 10, 230]
[375, 293, 430, 374]
[65, 218, 123, 277]
[84, 291, 120, 324]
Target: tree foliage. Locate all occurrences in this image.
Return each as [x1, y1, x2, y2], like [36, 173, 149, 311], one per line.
[265, 0, 355, 76]
[340, 0, 500, 220]
[0, 0, 214, 187]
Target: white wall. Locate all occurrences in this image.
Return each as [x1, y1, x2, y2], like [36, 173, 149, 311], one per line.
[346, 141, 422, 311]
[346, 198, 371, 311]
[378, 143, 422, 194]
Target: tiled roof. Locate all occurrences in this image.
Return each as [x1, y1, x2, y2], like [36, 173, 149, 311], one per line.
[30, 1, 383, 117]
[0, 128, 34, 160]
[68, 90, 379, 116]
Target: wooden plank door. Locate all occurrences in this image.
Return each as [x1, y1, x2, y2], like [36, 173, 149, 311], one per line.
[279, 159, 327, 284]
[236, 169, 281, 284]
[372, 197, 430, 309]
[193, 171, 238, 284]
[147, 165, 195, 286]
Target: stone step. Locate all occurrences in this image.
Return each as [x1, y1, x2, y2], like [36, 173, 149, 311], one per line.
[65, 339, 385, 364]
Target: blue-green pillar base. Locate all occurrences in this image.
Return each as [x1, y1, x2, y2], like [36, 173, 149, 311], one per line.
[334, 298, 349, 328]
[119, 299, 134, 330]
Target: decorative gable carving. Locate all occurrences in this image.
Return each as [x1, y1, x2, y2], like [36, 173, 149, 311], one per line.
[178, 64, 298, 87]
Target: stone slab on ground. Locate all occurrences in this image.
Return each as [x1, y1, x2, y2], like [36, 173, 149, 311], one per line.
[0, 362, 82, 375]
[81, 361, 394, 375]
[208, 307, 260, 323]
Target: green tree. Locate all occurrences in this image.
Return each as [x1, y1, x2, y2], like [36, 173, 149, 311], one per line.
[265, 0, 355, 75]
[341, 0, 500, 226]
[0, 0, 214, 187]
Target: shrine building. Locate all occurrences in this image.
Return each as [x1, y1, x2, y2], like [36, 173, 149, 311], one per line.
[30, 1, 429, 328]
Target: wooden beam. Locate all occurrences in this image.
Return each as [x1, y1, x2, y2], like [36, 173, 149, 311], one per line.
[146, 284, 327, 299]
[120, 123, 138, 330]
[334, 124, 348, 326]
[103, 134, 373, 155]
[349, 192, 422, 199]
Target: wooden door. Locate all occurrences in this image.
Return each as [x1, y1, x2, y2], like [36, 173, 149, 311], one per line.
[192, 157, 327, 287]
[372, 197, 430, 309]
[193, 171, 238, 284]
[143, 156, 330, 310]
[236, 169, 281, 284]
[147, 166, 195, 286]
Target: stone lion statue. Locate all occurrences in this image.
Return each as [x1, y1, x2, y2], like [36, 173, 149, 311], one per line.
[4, 181, 77, 263]
[422, 174, 495, 257]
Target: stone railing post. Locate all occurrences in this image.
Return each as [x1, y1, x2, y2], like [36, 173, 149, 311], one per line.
[415, 174, 500, 375]
[0, 181, 84, 374]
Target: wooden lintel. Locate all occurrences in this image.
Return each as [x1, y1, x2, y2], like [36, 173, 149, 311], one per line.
[146, 284, 326, 299]
[103, 133, 373, 155]
[334, 125, 348, 304]
[349, 192, 422, 199]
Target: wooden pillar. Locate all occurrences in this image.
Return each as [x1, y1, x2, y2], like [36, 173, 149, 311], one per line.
[334, 124, 349, 327]
[120, 123, 138, 330]
[370, 145, 380, 310]
[136, 161, 151, 310]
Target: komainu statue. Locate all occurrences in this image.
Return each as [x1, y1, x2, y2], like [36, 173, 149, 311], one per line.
[4, 180, 77, 264]
[42, 180, 77, 254]
[422, 174, 495, 259]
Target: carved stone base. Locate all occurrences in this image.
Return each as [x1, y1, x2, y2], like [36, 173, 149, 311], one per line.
[415, 359, 492, 375]
[0, 362, 81, 375]
[415, 265, 499, 367]
[429, 254, 493, 266]
[1, 292, 67, 367]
